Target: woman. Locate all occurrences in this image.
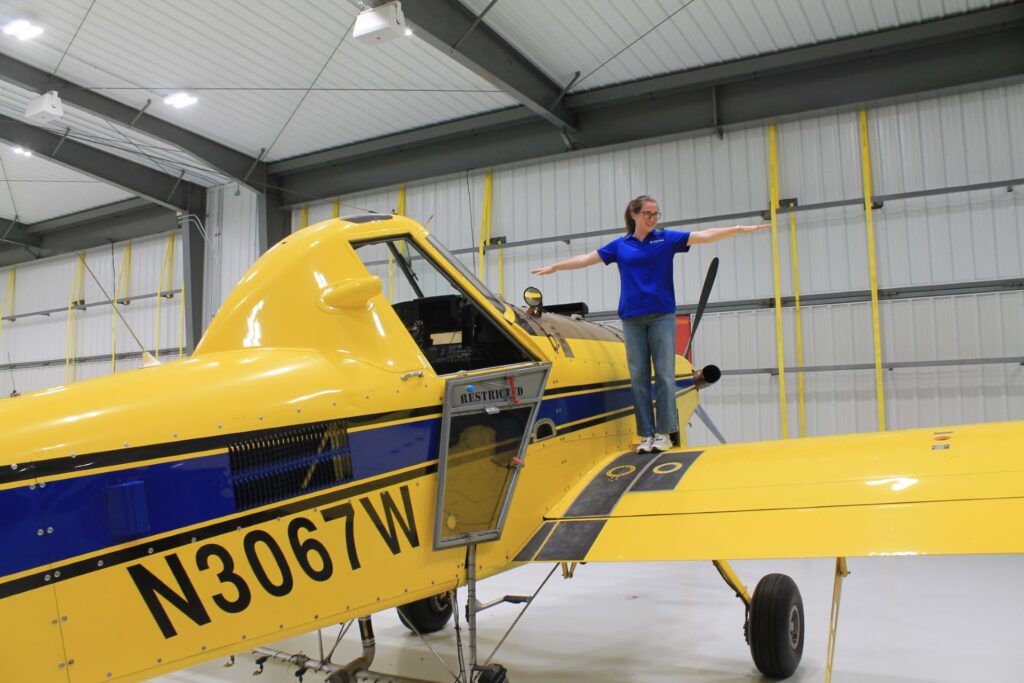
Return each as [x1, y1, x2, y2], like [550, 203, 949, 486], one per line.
[531, 195, 767, 453]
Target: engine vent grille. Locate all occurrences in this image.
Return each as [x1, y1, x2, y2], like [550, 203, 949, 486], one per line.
[228, 420, 353, 511]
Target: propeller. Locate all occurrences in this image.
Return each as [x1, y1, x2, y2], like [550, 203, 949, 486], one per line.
[683, 256, 718, 359]
[683, 257, 727, 444]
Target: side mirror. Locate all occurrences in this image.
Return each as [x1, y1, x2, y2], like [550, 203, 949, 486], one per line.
[321, 276, 382, 309]
[523, 286, 543, 317]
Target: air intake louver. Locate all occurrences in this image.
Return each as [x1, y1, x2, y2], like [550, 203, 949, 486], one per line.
[228, 420, 353, 510]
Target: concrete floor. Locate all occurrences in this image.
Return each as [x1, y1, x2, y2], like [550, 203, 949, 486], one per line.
[156, 555, 1024, 683]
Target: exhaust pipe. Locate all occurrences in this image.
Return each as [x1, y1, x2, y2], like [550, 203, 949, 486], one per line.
[694, 364, 721, 390]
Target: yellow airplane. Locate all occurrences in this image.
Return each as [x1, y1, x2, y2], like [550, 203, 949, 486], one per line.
[1, 214, 1021, 683]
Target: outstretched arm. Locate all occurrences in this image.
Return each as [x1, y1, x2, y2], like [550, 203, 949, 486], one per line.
[531, 251, 602, 275]
[687, 223, 769, 245]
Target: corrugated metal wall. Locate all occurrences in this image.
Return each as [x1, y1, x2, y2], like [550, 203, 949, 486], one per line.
[205, 184, 262, 329]
[0, 232, 185, 397]
[280, 81, 1023, 444]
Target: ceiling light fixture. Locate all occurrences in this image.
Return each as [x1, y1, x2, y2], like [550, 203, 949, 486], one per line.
[3, 19, 43, 41]
[163, 92, 197, 108]
[353, 1, 408, 44]
[11, 146, 32, 157]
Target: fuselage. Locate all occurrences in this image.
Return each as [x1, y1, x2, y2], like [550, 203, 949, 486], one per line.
[0, 215, 698, 682]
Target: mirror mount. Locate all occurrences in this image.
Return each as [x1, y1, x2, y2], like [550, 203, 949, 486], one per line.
[523, 287, 543, 317]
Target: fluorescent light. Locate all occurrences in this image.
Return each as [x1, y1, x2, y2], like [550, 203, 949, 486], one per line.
[3, 19, 44, 41]
[11, 146, 32, 157]
[163, 92, 197, 109]
[404, 28, 413, 36]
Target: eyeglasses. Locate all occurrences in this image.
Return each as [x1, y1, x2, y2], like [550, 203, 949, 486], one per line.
[638, 210, 661, 219]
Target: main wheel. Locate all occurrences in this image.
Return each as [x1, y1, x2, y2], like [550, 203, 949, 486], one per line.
[396, 592, 453, 634]
[747, 573, 804, 679]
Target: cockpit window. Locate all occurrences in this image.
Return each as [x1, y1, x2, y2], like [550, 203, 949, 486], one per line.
[426, 235, 504, 312]
[352, 237, 532, 375]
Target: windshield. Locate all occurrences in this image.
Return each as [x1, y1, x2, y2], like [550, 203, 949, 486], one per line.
[426, 235, 504, 313]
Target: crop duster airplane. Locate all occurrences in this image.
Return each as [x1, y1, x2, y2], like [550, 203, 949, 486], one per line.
[1, 214, 1022, 683]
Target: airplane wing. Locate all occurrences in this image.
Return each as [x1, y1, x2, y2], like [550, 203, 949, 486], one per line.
[515, 421, 1024, 562]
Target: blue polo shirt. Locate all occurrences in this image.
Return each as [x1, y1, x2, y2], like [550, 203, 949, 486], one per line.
[597, 229, 690, 319]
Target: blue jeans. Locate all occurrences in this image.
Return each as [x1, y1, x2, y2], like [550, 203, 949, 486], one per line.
[622, 313, 678, 437]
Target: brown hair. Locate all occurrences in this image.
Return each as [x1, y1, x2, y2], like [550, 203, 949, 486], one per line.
[624, 194, 656, 234]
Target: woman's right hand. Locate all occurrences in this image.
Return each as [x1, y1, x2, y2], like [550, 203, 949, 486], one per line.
[531, 265, 556, 275]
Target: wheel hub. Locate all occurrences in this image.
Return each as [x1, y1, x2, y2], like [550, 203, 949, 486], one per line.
[788, 604, 801, 649]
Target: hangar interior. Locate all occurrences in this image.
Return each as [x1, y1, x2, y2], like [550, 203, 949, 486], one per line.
[0, 1, 1021, 682]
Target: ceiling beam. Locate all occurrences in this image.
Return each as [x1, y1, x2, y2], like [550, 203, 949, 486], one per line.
[0, 114, 206, 213]
[271, 6, 1024, 206]
[0, 200, 178, 268]
[0, 220, 42, 249]
[0, 52, 265, 189]
[385, 0, 577, 132]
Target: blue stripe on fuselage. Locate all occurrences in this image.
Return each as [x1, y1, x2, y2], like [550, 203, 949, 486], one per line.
[0, 379, 691, 578]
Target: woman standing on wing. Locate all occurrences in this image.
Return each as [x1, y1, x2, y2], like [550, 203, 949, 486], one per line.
[531, 195, 768, 453]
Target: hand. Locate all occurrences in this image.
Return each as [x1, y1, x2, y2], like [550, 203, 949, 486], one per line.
[531, 265, 556, 275]
[740, 223, 770, 233]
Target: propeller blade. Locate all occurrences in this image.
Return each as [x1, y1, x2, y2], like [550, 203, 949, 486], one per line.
[694, 404, 727, 444]
[683, 256, 719, 359]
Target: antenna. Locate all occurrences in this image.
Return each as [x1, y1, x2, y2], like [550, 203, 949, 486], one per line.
[6, 352, 17, 397]
[77, 253, 160, 366]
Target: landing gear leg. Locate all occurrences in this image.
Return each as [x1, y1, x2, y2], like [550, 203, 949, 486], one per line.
[466, 543, 511, 683]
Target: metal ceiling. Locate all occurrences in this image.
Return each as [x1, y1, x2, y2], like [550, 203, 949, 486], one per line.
[458, 0, 1010, 91]
[0, 0, 1019, 274]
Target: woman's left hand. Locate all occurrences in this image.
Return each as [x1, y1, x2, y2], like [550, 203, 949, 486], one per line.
[741, 223, 770, 233]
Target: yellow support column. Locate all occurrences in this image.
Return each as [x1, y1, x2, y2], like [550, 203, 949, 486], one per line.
[387, 185, 407, 303]
[767, 124, 789, 438]
[112, 243, 132, 372]
[858, 108, 886, 431]
[299, 205, 309, 229]
[331, 198, 340, 219]
[0, 266, 15, 342]
[156, 234, 176, 360]
[788, 210, 807, 437]
[477, 171, 492, 284]
[65, 254, 86, 384]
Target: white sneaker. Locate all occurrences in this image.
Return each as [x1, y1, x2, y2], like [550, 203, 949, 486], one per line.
[636, 436, 654, 453]
[652, 433, 672, 452]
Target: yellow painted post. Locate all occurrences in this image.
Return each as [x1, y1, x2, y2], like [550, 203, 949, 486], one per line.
[477, 172, 492, 284]
[858, 108, 886, 431]
[768, 124, 789, 438]
[66, 254, 86, 384]
[387, 185, 407, 303]
[788, 210, 807, 437]
[112, 243, 132, 372]
[331, 199, 340, 219]
[178, 280, 185, 359]
[0, 266, 14, 342]
[156, 234, 176, 360]
[299, 205, 309, 229]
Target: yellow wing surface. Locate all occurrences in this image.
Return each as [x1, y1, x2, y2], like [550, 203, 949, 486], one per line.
[515, 421, 1024, 563]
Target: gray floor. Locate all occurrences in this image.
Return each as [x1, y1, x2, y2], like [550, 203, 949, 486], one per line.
[156, 555, 1024, 683]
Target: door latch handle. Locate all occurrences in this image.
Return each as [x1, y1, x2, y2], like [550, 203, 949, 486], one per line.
[401, 370, 424, 381]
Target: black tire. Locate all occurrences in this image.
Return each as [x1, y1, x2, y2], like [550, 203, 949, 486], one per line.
[748, 573, 804, 679]
[396, 592, 453, 634]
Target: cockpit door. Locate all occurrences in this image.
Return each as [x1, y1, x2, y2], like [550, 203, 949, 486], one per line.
[433, 363, 550, 549]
